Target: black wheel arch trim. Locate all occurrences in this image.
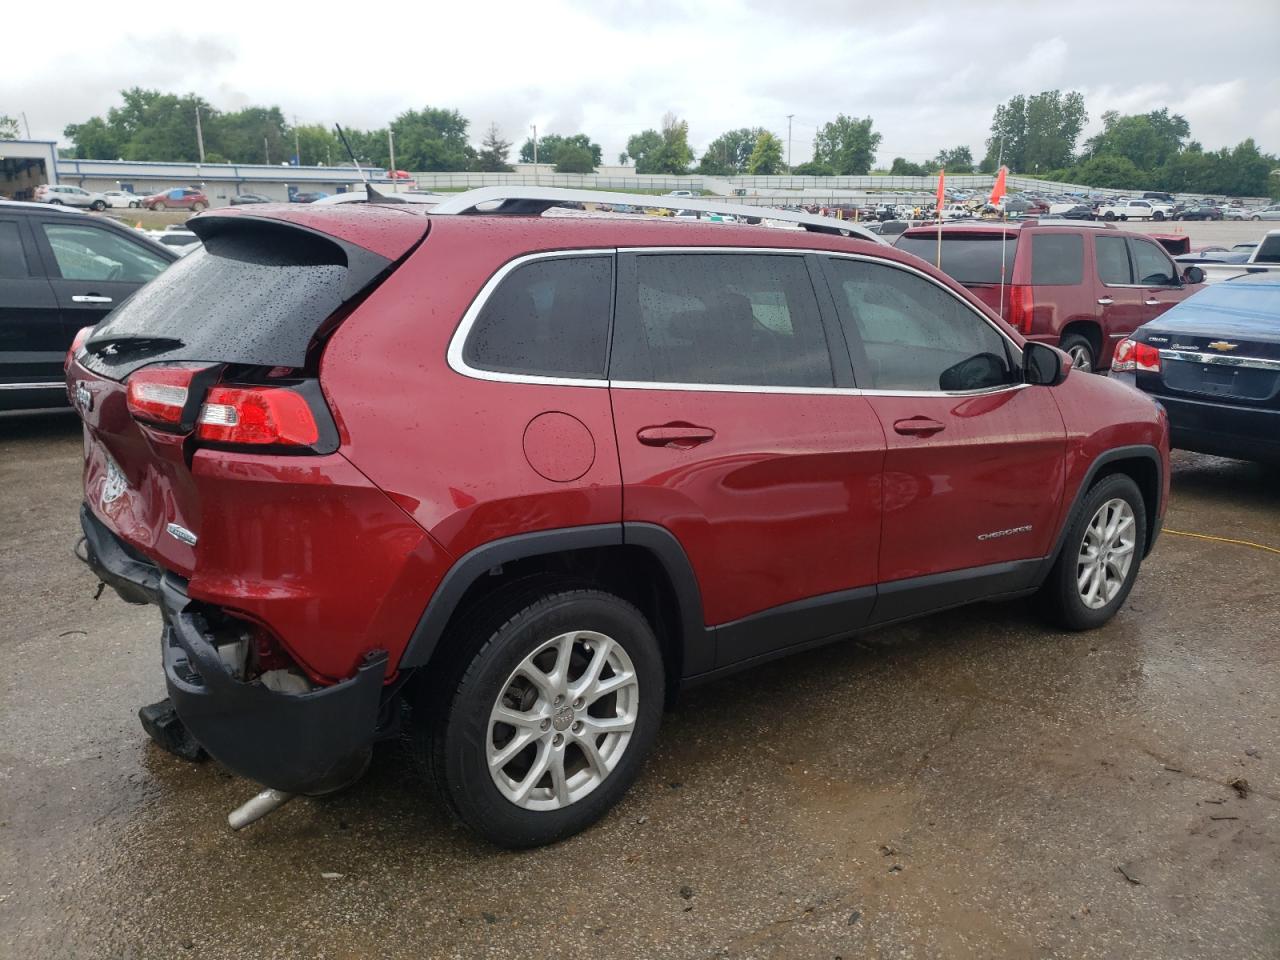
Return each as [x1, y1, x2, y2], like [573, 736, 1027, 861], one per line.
[398, 522, 712, 676]
[1038, 443, 1163, 584]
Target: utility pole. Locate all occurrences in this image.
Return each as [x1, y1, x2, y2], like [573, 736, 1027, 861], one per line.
[387, 129, 396, 174]
[294, 116, 301, 166]
[531, 124, 538, 184]
[264, 137, 269, 165]
[786, 114, 794, 170]
[195, 105, 205, 163]
[21, 112, 31, 139]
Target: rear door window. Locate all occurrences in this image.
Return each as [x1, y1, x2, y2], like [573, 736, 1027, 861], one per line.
[825, 257, 1014, 392]
[1031, 233, 1084, 285]
[41, 223, 168, 283]
[462, 256, 613, 379]
[893, 233, 1017, 284]
[611, 253, 833, 388]
[1129, 237, 1177, 286]
[1095, 235, 1133, 285]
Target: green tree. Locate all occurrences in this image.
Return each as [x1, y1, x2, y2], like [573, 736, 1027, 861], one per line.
[813, 114, 881, 175]
[62, 116, 121, 159]
[390, 107, 473, 171]
[1083, 108, 1189, 171]
[1, 114, 21, 139]
[888, 157, 928, 176]
[475, 123, 514, 172]
[933, 145, 974, 172]
[628, 115, 693, 174]
[698, 127, 766, 175]
[215, 105, 289, 164]
[292, 124, 340, 167]
[554, 144, 596, 173]
[1070, 154, 1142, 189]
[982, 90, 1086, 173]
[791, 160, 835, 176]
[625, 129, 663, 172]
[518, 133, 603, 167]
[746, 131, 785, 175]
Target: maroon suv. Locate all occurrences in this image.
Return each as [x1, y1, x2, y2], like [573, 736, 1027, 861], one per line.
[142, 187, 209, 212]
[896, 221, 1204, 371]
[67, 190, 1170, 847]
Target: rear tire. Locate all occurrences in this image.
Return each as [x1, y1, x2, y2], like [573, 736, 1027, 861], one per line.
[191, 201, 206, 212]
[414, 585, 665, 848]
[1041, 474, 1146, 631]
[1060, 333, 1095, 373]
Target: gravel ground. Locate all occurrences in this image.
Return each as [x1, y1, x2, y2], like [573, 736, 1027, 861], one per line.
[1, 412, 1277, 960]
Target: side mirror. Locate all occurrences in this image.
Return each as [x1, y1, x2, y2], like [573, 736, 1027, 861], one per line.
[1183, 265, 1205, 285]
[1023, 342, 1068, 386]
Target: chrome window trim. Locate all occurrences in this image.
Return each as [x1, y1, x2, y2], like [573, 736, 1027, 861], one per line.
[446, 248, 616, 388]
[447, 246, 1027, 399]
[1160, 349, 1280, 372]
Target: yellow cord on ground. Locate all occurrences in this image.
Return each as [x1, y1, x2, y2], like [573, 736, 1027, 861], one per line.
[1164, 529, 1280, 556]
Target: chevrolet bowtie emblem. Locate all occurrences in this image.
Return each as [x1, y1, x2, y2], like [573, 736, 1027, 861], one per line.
[1207, 341, 1238, 351]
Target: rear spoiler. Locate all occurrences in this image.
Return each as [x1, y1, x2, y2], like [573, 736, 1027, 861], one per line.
[1148, 234, 1191, 257]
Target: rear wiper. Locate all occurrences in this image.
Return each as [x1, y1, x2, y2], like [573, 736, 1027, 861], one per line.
[85, 335, 184, 355]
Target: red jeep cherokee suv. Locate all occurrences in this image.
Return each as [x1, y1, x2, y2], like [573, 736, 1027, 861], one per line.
[895, 220, 1203, 372]
[67, 189, 1169, 847]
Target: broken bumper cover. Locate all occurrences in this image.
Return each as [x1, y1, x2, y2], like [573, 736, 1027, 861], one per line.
[79, 503, 389, 795]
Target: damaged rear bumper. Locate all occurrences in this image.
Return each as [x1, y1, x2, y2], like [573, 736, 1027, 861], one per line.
[79, 503, 388, 795]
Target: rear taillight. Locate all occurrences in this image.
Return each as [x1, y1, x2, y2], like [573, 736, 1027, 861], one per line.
[65, 326, 94, 372]
[1112, 338, 1161, 373]
[126, 363, 209, 426]
[1007, 285, 1035, 334]
[196, 385, 320, 447]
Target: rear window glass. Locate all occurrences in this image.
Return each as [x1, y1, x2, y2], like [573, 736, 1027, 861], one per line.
[463, 256, 612, 379]
[1253, 235, 1280, 264]
[894, 233, 1017, 284]
[83, 225, 347, 379]
[1031, 233, 1083, 285]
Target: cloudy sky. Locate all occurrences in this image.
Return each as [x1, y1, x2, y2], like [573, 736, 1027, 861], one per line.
[11, 0, 1279, 165]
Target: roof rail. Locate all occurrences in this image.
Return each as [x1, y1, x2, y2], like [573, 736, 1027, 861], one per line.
[1026, 217, 1116, 229]
[428, 186, 885, 243]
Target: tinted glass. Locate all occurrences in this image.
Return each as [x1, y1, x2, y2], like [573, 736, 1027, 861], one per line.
[1130, 238, 1176, 285]
[83, 224, 344, 379]
[1031, 233, 1083, 285]
[1251, 235, 1280, 264]
[1095, 235, 1132, 285]
[42, 224, 168, 283]
[894, 233, 1017, 284]
[463, 256, 612, 379]
[0, 221, 28, 278]
[826, 258, 1013, 392]
[612, 254, 832, 387]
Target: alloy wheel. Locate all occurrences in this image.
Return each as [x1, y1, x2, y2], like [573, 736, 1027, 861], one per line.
[487, 630, 638, 811]
[1068, 344, 1093, 372]
[1076, 497, 1136, 609]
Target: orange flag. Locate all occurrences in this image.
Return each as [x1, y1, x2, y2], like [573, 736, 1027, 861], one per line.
[935, 169, 946, 216]
[989, 165, 1008, 206]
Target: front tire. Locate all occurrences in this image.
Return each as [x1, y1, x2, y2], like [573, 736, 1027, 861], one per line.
[419, 586, 665, 848]
[154, 200, 166, 211]
[1154, 210, 1165, 221]
[1041, 474, 1146, 631]
[1252, 215, 1262, 221]
[90, 200, 106, 211]
[1104, 211, 1116, 221]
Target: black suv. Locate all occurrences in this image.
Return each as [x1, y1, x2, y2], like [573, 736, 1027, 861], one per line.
[0, 202, 177, 411]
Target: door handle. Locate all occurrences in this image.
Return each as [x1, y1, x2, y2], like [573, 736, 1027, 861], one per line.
[893, 417, 945, 437]
[637, 423, 716, 448]
[71, 295, 112, 304]
[1144, 298, 1163, 306]
[1096, 297, 1114, 305]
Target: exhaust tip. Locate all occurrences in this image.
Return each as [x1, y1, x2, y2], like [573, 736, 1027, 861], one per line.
[228, 788, 294, 830]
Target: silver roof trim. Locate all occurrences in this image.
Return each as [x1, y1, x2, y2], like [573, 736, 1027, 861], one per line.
[427, 186, 885, 243]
